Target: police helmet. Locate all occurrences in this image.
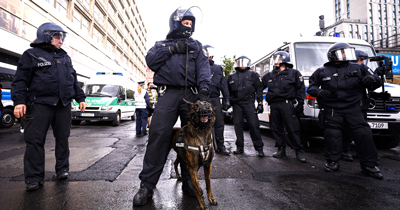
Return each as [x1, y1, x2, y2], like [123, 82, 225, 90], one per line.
[355, 50, 369, 65]
[203, 45, 214, 59]
[35, 22, 67, 44]
[273, 51, 292, 67]
[327, 42, 357, 62]
[166, 7, 197, 39]
[234, 56, 251, 69]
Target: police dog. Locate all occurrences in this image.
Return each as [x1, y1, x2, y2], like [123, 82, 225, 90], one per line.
[171, 99, 217, 210]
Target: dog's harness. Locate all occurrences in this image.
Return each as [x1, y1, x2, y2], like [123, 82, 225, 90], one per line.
[175, 125, 213, 165]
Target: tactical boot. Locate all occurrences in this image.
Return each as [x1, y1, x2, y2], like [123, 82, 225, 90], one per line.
[324, 161, 339, 172]
[26, 181, 43, 191]
[273, 147, 286, 158]
[361, 166, 383, 180]
[233, 147, 244, 154]
[133, 187, 154, 206]
[256, 149, 265, 157]
[295, 149, 307, 163]
[216, 148, 230, 155]
[56, 171, 69, 180]
[341, 152, 354, 162]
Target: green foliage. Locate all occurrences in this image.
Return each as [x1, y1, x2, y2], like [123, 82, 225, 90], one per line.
[221, 55, 236, 79]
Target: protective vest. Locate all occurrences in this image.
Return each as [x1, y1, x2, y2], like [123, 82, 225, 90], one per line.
[134, 89, 147, 109]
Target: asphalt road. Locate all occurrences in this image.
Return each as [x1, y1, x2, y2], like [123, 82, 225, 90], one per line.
[0, 119, 399, 210]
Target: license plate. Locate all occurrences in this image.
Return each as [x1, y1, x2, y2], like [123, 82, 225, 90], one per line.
[81, 113, 94, 117]
[368, 122, 388, 129]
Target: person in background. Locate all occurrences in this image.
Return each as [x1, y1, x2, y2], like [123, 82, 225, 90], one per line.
[11, 22, 86, 191]
[135, 81, 151, 137]
[146, 82, 156, 130]
[307, 42, 383, 179]
[133, 7, 211, 206]
[261, 51, 307, 163]
[203, 44, 231, 155]
[228, 56, 265, 157]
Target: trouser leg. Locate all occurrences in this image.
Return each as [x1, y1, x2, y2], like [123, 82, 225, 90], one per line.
[210, 97, 225, 150]
[52, 102, 71, 174]
[323, 108, 344, 162]
[344, 106, 379, 167]
[24, 103, 53, 183]
[135, 110, 142, 135]
[242, 102, 263, 150]
[281, 102, 303, 150]
[232, 103, 244, 148]
[141, 109, 148, 134]
[270, 103, 286, 148]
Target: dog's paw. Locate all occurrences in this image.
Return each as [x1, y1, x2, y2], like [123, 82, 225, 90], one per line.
[208, 197, 218, 206]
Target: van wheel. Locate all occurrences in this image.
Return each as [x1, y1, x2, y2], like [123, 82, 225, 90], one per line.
[0, 109, 15, 128]
[71, 120, 81, 125]
[373, 136, 400, 149]
[112, 111, 121, 126]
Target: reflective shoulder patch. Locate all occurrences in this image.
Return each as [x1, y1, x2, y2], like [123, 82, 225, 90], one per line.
[299, 76, 303, 82]
[322, 77, 331, 81]
[37, 61, 52, 67]
[367, 68, 374, 75]
[202, 48, 208, 57]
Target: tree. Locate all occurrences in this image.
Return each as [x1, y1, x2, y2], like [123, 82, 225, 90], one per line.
[221, 55, 236, 79]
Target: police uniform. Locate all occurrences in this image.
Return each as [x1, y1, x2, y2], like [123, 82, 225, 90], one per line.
[138, 37, 210, 190]
[135, 82, 151, 136]
[227, 68, 264, 152]
[11, 37, 85, 185]
[262, 66, 305, 154]
[209, 59, 229, 152]
[308, 62, 381, 168]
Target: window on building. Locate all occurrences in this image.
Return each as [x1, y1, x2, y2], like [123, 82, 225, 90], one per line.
[117, 0, 124, 13]
[93, 27, 104, 44]
[98, 0, 105, 5]
[56, 0, 68, 17]
[82, 0, 90, 10]
[108, 4, 115, 18]
[94, 5, 105, 27]
[117, 33, 123, 45]
[117, 16, 123, 29]
[107, 40, 114, 54]
[107, 21, 115, 37]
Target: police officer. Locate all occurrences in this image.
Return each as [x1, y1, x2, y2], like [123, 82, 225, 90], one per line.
[133, 7, 211, 206]
[228, 56, 264, 157]
[308, 42, 383, 179]
[11, 22, 86, 191]
[341, 50, 371, 162]
[203, 45, 230, 155]
[262, 51, 306, 163]
[135, 81, 151, 137]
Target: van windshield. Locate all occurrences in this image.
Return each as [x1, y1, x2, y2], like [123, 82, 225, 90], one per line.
[294, 42, 379, 77]
[85, 84, 120, 97]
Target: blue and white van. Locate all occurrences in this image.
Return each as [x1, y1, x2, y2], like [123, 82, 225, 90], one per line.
[251, 36, 400, 148]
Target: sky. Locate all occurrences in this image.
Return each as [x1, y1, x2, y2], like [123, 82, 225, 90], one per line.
[136, 0, 334, 64]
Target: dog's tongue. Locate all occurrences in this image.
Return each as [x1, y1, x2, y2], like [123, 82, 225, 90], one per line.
[200, 116, 208, 123]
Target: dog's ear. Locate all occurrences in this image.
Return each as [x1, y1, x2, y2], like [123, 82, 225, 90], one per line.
[183, 98, 193, 105]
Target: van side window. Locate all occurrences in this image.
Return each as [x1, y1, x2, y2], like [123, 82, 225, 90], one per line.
[126, 89, 135, 100]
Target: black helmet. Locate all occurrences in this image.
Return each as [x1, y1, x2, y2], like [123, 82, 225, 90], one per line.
[234, 56, 251, 69]
[273, 51, 293, 68]
[166, 7, 197, 39]
[355, 50, 369, 60]
[327, 42, 357, 62]
[34, 22, 67, 44]
[203, 44, 214, 59]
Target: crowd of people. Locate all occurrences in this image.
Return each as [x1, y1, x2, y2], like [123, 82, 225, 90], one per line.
[9, 8, 385, 209]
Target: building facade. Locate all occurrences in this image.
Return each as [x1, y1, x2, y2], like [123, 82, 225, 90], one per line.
[0, 0, 147, 83]
[326, 0, 400, 45]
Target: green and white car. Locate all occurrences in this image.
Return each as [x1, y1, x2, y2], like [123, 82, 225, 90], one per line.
[71, 72, 137, 126]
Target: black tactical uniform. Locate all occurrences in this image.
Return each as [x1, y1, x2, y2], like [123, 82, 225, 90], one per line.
[308, 42, 383, 179]
[133, 7, 211, 206]
[228, 56, 264, 156]
[11, 23, 85, 190]
[262, 51, 306, 163]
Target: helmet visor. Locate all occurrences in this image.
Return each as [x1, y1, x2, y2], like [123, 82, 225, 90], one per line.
[235, 57, 251, 68]
[334, 48, 356, 61]
[273, 54, 287, 66]
[44, 31, 66, 42]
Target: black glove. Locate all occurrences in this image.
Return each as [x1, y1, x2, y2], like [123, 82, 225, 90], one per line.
[198, 88, 209, 102]
[317, 89, 331, 98]
[375, 66, 384, 76]
[361, 75, 376, 87]
[256, 104, 264, 114]
[222, 98, 231, 111]
[296, 103, 305, 117]
[170, 40, 190, 54]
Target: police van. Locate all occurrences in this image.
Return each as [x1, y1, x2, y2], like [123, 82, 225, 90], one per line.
[0, 65, 16, 128]
[71, 72, 137, 126]
[252, 36, 400, 148]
